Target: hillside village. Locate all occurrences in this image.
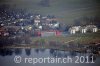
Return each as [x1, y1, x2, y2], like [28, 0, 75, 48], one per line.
[32, 14, 99, 36]
[0, 14, 99, 38]
[0, 4, 99, 38]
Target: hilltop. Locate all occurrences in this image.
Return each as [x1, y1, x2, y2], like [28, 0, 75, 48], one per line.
[0, 0, 100, 25]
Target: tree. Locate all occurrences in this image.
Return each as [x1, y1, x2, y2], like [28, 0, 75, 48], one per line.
[74, 19, 81, 26]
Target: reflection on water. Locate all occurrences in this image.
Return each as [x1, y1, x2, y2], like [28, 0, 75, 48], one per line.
[25, 49, 31, 56]
[0, 48, 100, 66]
[0, 49, 87, 57]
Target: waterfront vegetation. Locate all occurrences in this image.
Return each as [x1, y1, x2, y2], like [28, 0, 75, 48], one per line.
[0, 31, 100, 54]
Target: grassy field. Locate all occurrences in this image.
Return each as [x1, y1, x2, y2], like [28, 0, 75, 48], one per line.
[31, 31, 100, 45]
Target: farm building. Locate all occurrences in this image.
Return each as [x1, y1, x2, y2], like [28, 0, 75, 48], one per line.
[34, 30, 61, 37]
[41, 30, 61, 37]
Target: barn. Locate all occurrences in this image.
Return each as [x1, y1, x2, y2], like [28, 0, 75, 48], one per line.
[41, 30, 61, 37]
[34, 30, 61, 37]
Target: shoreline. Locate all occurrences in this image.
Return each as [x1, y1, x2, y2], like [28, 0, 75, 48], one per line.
[0, 41, 100, 54]
[0, 32, 100, 53]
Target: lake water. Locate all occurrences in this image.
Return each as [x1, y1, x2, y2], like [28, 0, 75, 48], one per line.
[0, 48, 100, 66]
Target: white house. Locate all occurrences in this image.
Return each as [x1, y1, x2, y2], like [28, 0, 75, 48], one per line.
[69, 27, 76, 34]
[34, 19, 40, 26]
[70, 28, 76, 34]
[34, 15, 41, 26]
[81, 28, 87, 33]
[38, 25, 42, 30]
[86, 25, 98, 33]
[69, 25, 98, 34]
[93, 27, 98, 32]
[49, 22, 60, 29]
[69, 26, 81, 34]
